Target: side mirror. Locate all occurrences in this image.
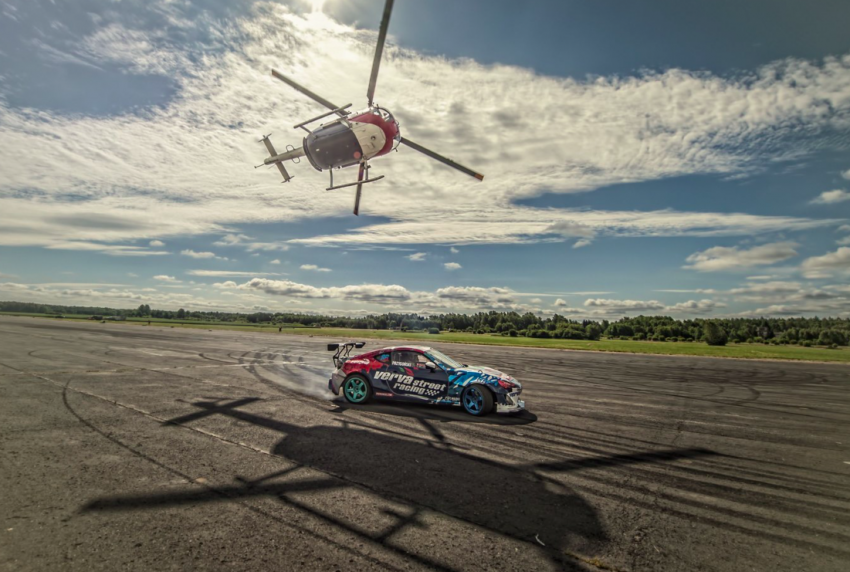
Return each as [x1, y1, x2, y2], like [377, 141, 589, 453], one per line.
[425, 361, 437, 370]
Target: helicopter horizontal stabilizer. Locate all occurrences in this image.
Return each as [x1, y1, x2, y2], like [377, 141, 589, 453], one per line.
[273, 161, 291, 183]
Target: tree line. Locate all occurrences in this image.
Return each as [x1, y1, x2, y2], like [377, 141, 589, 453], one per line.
[2, 301, 849, 346]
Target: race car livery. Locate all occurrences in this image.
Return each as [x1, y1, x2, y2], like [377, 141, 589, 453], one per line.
[328, 344, 524, 415]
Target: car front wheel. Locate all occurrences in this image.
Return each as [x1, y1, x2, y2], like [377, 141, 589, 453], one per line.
[343, 375, 372, 404]
[461, 384, 493, 416]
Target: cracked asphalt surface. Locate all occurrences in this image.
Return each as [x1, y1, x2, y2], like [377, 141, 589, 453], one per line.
[1, 316, 848, 571]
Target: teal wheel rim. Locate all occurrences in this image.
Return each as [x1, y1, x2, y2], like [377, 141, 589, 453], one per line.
[344, 378, 368, 403]
[463, 386, 484, 414]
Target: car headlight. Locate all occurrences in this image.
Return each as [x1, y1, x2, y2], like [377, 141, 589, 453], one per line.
[497, 379, 515, 390]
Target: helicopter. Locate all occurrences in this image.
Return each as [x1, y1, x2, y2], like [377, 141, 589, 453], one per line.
[256, 0, 484, 215]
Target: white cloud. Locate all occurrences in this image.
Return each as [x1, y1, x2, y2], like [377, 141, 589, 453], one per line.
[300, 264, 331, 272]
[545, 221, 596, 238]
[294, 211, 835, 248]
[181, 249, 227, 260]
[153, 275, 180, 283]
[810, 189, 850, 204]
[724, 279, 842, 305]
[186, 270, 284, 277]
[450, 247, 459, 254]
[432, 286, 518, 309]
[127, 272, 138, 278]
[666, 299, 725, 314]
[244, 278, 412, 303]
[0, 281, 252, 313]
[584, 298, 666, 312]
[241, 279, 539, 313]
[444, 262, 462, 271]
[43, 241, 170, 257]
[213, 281, 238, 289]
[1, 6, 847, 256]
[800, 271, 834, 280]
[730, 281, 802, 295]
[573, 239, 592, 249]
[684, 241, 798, 271]
[839, 225, 850, 233]
[270, 259, 281, 264]
[841, 169, 850, 181]
[406, 252, 427, 261]
[245, 242, 290, 252]
[149, 240, 165, 247]
[553, 298, 568, 307]
[213, 234, 290, 252]
[214, 234, 251, 247]
[837, 236, 850, 246]
[801, 247, 850, 277]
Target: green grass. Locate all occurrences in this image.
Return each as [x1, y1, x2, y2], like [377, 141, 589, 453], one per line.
[265, 327, 850, 363]
[0, 311, 94, 319]
[4, 312, 848, 363]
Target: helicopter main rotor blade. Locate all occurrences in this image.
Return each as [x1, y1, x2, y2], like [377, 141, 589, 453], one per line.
[271, 69, 346, 116]
[400, 137, 484, 181]
[353, 163, 367, 216]
[366, 0, 394, 107]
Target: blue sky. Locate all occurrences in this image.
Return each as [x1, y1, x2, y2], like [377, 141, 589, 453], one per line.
[1, 0, 850, 318]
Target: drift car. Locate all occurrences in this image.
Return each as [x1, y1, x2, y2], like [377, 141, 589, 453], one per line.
[327, 342, 524, 416]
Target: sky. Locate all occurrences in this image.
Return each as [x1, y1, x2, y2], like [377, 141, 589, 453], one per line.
[1, 0, 850, 319]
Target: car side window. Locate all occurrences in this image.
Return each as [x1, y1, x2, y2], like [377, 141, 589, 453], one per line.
[375, 352, 391, 364]
[391, 350, 420, 368]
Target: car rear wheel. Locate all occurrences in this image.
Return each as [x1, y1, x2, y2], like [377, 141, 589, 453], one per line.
[343, 375, 372, 404]
[461, 384, 493, 416]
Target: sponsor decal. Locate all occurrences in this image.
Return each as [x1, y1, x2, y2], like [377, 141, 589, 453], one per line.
[393, 361, 414, 367]
[347, 359, 370, 365]
[374, 371, 413, 384]
[375, 391, 393, 397]
[374, 371, 444, 397]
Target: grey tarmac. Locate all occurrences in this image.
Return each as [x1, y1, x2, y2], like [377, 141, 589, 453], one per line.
[0, 316, 848, 572]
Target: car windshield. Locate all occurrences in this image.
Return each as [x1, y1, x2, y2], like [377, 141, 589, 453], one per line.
[426, 348, 462, 369]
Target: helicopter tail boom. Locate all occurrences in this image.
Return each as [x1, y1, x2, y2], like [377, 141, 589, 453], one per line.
[257, 134, 305, 183]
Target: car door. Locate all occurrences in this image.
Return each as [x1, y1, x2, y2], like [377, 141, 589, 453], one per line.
[387, 349, 449, 400]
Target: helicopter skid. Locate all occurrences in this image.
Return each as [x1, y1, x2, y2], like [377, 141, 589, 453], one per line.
[326, 175, 384, 192]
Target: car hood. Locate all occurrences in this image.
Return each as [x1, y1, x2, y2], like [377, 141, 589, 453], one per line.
[452, 365, 521, 388]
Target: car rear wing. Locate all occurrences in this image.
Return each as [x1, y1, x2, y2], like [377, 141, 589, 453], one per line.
[328, 341, 366, 368]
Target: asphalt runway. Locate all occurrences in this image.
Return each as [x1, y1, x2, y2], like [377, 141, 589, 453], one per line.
[0, 316, 848, 572]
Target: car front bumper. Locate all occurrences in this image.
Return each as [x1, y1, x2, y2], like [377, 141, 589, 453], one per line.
[495, 392, 525, 414]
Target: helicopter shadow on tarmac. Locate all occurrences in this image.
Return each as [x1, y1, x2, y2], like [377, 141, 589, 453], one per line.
[328, 397, 539, 426]
[83, 397, 716, 569]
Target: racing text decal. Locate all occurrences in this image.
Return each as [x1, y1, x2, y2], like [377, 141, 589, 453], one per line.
[374, 371, 444, 397]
